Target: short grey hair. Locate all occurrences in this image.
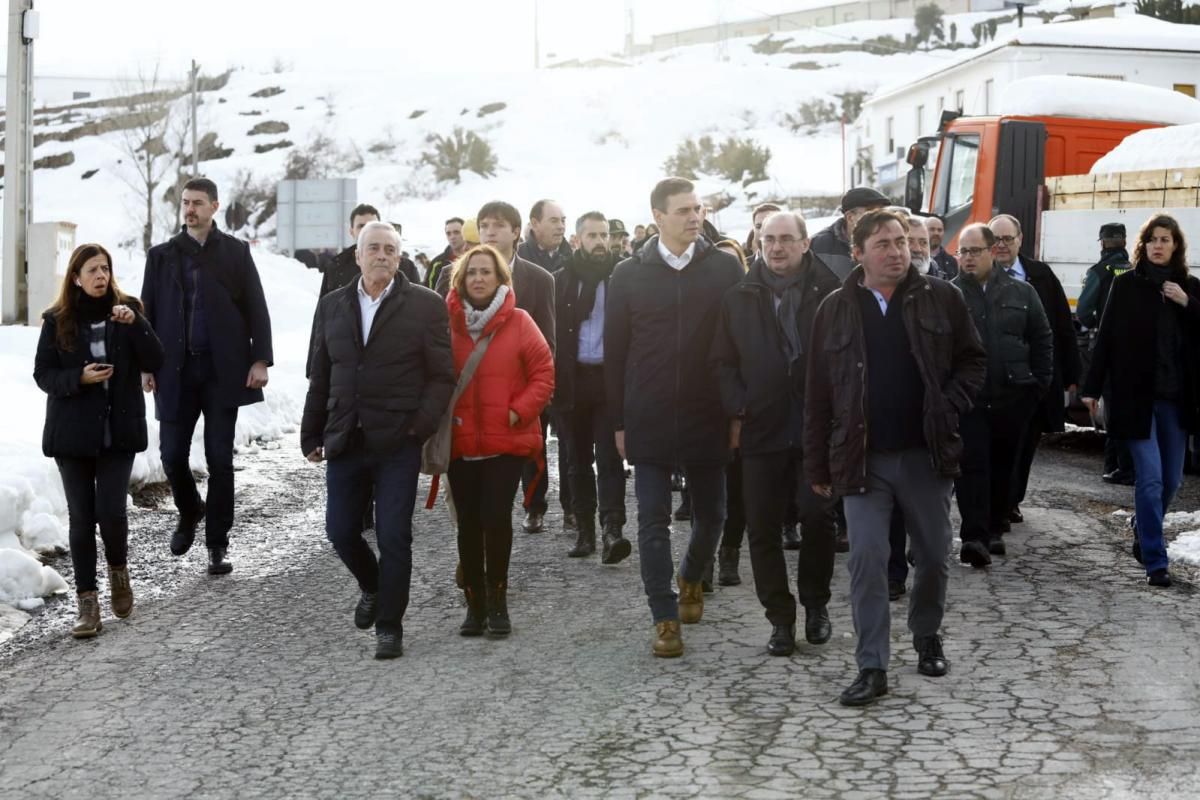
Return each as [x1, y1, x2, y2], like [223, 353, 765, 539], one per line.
[357, 220, 401, 250]
[907, 216, 928, 232]
[762, 210, 809, 240]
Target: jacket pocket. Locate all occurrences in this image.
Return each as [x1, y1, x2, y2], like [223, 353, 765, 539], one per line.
[326, 397, 338, 410]
[1005, 361, 1037, 386]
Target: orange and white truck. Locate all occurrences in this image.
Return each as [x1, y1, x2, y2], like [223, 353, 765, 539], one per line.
[903, 76, 1200, 303]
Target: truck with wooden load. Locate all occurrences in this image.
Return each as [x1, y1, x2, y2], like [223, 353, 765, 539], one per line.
[902, 76, 1200, 304]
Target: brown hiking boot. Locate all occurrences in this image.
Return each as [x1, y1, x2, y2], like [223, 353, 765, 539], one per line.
[71, 591, 102, 639]
[677, 574, 704, 624]
[109, 566, 133, 619]
[653, 620, 683, 658]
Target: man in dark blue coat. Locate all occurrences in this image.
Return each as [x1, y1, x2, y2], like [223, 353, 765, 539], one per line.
[141, 178, 273, 575]
[604, 177, 743, 658]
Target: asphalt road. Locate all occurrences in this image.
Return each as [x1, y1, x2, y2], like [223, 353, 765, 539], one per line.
[1, 433, 1198, 799]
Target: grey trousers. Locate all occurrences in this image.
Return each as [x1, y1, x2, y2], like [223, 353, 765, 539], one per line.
[842, 448, 953, 671]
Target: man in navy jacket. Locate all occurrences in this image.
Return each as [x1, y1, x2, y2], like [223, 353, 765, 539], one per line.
[141, 177, 273, 575]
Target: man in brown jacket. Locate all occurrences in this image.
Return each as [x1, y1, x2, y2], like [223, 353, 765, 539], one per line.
[804, 209, 986, 707]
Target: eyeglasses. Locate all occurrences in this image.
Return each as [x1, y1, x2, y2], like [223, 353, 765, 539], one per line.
[957, 247, 988, 257]
[994, 235, 1018, 245]
[761, 235, 802, 246]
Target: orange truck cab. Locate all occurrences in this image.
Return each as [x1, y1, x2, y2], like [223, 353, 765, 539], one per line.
[904, 113, 1160, 258]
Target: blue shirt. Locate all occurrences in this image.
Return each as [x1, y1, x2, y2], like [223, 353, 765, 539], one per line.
[577, 282, 606, 365]
[1006, 256, 1027, 282]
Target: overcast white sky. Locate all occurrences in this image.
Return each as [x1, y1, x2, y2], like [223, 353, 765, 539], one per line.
[9, 0, 811, 77]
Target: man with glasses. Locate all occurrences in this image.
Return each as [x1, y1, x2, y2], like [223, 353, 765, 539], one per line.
[988, 215, 1079, 527]
[713, 210, 840, 657]
[951, 224, 1054, 567]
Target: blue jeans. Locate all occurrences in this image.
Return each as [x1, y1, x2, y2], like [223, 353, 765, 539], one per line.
[159, 353, 239, 548]
[325, 438, 421, 634]
[1126, 400, 1187, 575]
[634, 463, 726, 623]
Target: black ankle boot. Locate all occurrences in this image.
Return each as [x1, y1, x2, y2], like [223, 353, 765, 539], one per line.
[486, 583, 511, 636]
[718, 546, 741, 586]
[460, 586, 486, 636]
[567, 518, 596, 558]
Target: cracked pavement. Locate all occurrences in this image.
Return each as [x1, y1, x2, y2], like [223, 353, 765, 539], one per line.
[1, 434, 1198, 799]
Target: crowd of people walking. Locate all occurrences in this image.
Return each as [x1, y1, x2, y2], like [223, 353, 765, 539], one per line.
[33, 174, 1198, 706]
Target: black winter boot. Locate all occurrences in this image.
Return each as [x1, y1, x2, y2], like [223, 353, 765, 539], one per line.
[718, 546, 741, 586]
[567, 517, 596, 558]
[486, 583, 511, 636]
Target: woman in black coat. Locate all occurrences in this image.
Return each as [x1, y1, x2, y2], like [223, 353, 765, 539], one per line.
[33, 243, 165, 638]
[1082, 214, 1200, 588]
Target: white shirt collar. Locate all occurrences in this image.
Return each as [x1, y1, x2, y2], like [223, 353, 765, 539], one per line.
[657, 238, 696, 271]
[357, 276, 395, 303]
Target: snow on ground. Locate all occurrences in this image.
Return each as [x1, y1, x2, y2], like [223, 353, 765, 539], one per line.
[1168, 531, 1200, 567]
[1090, 122, 1200, 174]
[0, 250, 318, 607]
[1000, 77, 1200, 127]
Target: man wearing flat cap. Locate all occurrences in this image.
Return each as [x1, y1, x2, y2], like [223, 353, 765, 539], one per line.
[1077, 222, 1135, 485]
[810, 187, 891, 281]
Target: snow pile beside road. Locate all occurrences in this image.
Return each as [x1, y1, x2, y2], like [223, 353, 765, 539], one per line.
[1090, 123, 1200, 174]
[0, 549, 67, 610]
[1168, 531, 1200, 567]
[1000, 77, 1200, 128]
[0, 248, 318, 599]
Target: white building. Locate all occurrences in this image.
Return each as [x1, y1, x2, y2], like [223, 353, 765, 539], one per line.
[627, 0, 1007, 56]
[849, 15, 1200, 197]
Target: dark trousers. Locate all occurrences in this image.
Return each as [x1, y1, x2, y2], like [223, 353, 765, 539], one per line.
[1104, 435, 1135, 475]
[634, 462, 726, 623]
[450, 455, 525, 592]
[955, 393, 1037, 544]
[741, 450, 835, 625]
[325, 438, 421, 635]
[719, 453, 747, 550]
[566, 365, 626, 527]
[159, 353, 239, 548]
[1011, 412, 1046, 511]
[887, 507, 908, 584]
[523, 413, 572, 515]
[56, 453, 135, 593]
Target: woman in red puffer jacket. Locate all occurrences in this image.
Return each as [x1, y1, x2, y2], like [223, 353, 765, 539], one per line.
[446, 244, 554, 639]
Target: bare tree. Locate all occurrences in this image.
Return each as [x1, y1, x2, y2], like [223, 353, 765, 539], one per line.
[112, 65, 186, 251]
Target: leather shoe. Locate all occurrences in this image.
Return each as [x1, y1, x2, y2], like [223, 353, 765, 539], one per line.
[915, 635, 949, 676]
[1147, 569, 1173, 588]
[374, 630, 403, 659]
[1132, 537, 1143, 564]
[888, 579, 906, 602]
[767, 624, 795, 656]
[207, 547, 232, 575]
[652, 620, 683, 658]
[718, 546, 741, 586]
[562, 512, 578, 531]
[600, 523, 631, 565]
[170, 501, 205, 556]
[1103, 469, 1136, 486]
[354, 592, 378, 630]
[959, 541, 991, 568]
[781, 524, 801, 551]
[1008, 507, 1024, 524]
[989, 539, 1007, 556]
[522, 512, 544, 533]
[677, 575, 704, 624]
[804, 605, 831, 645]
[839, 669, 888, 707]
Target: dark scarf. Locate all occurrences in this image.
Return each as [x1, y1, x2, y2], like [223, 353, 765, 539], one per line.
[1145, 263, 1173, 287]
[76, 291, 114, 324]
[564, 250, 617, 326]
[752, 256, 808, 363]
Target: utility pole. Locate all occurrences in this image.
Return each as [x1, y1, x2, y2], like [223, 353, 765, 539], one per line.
[3, 0, 36, 324]
[190, 59, 199, 175]
[534, 0, 540, 69]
